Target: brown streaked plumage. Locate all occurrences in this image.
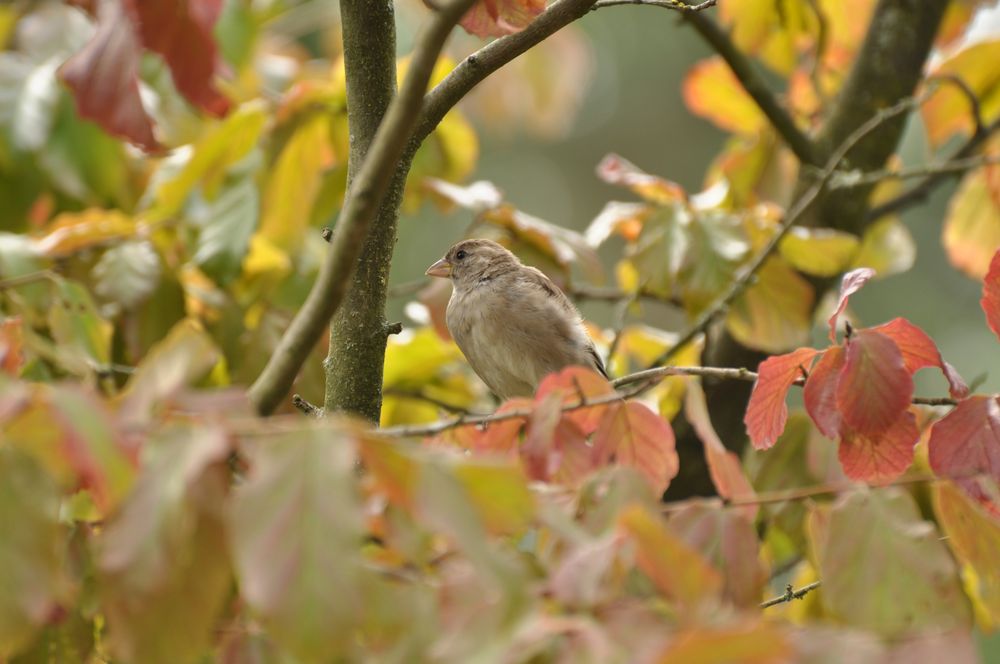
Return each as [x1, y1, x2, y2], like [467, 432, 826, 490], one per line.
[425, 239, 608, 399]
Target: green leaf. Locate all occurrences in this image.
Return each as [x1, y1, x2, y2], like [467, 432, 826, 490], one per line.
[47, 278, 112, 376]
[727, 258, 813, 353]
[191, 176, 258, 286]
[98, 425, 232, 664]
[808, 489, 971, 637]
[682, 210, 749, 312]
[92, 240, 162, 309]
[0, 449, 72, 659]
[229, 422, 365, 661]
[778, 227, 860, 277]
[629, 205, 690, 298]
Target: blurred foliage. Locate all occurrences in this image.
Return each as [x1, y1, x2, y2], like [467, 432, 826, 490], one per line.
[0, 0, 999, 661]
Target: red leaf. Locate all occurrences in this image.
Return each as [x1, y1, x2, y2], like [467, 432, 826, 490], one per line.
[593, 401, 678, 495]
[870, 317, 968, 399]
[838, 411, 919, 483]
[836, 330, 913, 434]
[0, 317, 24, 375]
[59, 0, 160, 150]
[459, 0, 546, 38]
[472, 398, 532, 456]
[803, 346, 843, 438]
[928, 396, 1000, 512]
[124, 0, 230, 116]
[684, 382, 756, 521]
[744, 347, 819, 449]
[827, 267, 876, 342]
[981, 248, 1000, 344]
[535, 365, 615, 436]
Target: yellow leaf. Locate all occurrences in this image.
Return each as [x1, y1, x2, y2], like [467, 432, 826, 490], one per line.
[683, 57, 767, 135]
[850, 216, 916, 277]
[922, 40, 1000, 146]
[942, 166, 1000, 278]
[720, 0, 818, 75]
[778, 227, 860, 277]
[259, 114, 333, 251]
[727, 258, 814, 353]
[154, 101, 268, 214]
[35, 209, 135, 258]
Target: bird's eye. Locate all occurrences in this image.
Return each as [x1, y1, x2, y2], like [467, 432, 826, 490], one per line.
[455, 249, 467, 260]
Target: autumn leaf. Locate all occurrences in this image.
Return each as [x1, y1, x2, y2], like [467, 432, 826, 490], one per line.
[593, 401, 678, 495]
[928, 395, 1000, 513]
[534, 365, 616, 435]
[835, 329, 913, 435]
[869, 317, 968, 398]
[744, 347, 819, 449]
[922, 41, 1000, 146]
[59, 0, 159, 150]
[596, 154, 687, 205]
[803, 345, 844, 439]
[682, 56, 767, 135]
[460, 0, 546, 38]
[943, 167, 1000, 279]
[827, 267, 875, 342]
[981, 248, 1000, 343]
[837, 411, 918, 483]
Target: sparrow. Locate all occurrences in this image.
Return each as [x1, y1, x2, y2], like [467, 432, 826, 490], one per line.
[425, 239, 608, 399]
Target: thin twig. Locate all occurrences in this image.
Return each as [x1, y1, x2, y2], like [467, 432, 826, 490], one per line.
[247, 0, 478, 415]
[292, 394, 323, 417]
[381, 364, 957, 437]
[648, 94, 930, 369]
[867, 115, 1000, 221]
[928, 73, 985, 137]
[0, 270, 58, 290]
[383, 388, 484, 416]
[592, 0, 717, 11]
[760, 581, 822, 609]
[829, 153, 1000, 189]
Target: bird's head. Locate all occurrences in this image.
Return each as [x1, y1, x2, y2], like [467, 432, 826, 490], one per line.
[425, 239, 520, 287]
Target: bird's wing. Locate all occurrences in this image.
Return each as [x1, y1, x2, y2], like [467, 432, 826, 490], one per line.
[517, 266, 609, 379]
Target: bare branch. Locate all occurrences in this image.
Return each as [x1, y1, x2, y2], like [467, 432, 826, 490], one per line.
[379, 363, 958, 437]
[292, 394, 323, 417]
[829, 153, 1000, 189]
[413, 0, 600, 146]
[760, 581, 822, 609]
[648, 94, 930, 369]
[592, 0, 717, 11]
[866, 116, 1000, 221]
[247, 0, 477, 415]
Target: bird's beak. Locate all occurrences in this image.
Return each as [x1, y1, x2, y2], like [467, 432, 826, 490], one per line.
[425, 257, 452, 278]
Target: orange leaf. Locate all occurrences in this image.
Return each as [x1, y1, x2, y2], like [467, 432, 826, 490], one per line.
[534, 365, 616, 435]
[618, 504, 722, 607]
[838, 411, 918, 483]
[682, 57, 767, 135]
[593, 401, 678, 495]
[870, 317, 968, 398]
[981, 248, 1000, 344]
[744, 347, 819, 449]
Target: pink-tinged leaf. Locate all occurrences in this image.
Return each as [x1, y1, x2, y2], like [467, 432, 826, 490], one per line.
[870, 317, 969, 398]
[59, 0, 159, 150]
[827, 267, 876, 342]
[684, 383, 757, 521]
[535, 365, 615, 436]
[744, 347, 819, 449]
[928, 396, 1000, 513]
[595, 154, 687, 205]
[838, 411, 919, 483]
[459, 0, 546, 38]
[123, 0, 230, 116]
[593, 401, 678, 495]
[803, 346, 843, 439]
[981, 248, 1000, 344]
[522, 392, 594, 485]
[836, 329, 913, 434]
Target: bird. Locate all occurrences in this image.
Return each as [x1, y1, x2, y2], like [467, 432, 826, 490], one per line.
[425, 239, 608, 399]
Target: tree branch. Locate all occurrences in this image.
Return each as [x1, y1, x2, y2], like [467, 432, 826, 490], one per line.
[679, 7, 822, 166]
[760, 582, 822, 609]
[829, 153, 1000, 189]
[412, 0, 600, 147]
[379, 363, 958, 437]
[592, 0, 717, 11]
[247, 0, 477, 415]
[866, 116, 1000, 221]
[648, 94, 926, 369]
